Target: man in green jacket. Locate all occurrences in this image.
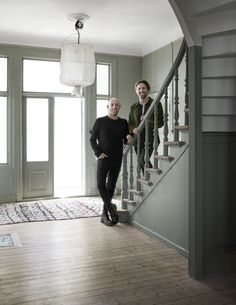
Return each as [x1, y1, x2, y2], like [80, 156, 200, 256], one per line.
[128, 80, 164, 173]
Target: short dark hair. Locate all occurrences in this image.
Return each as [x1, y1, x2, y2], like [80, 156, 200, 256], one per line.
[135, 80, 150, 91]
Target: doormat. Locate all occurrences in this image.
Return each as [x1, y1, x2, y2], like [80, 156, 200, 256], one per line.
[0, 197, 120, 225]
[0, 233, 22, 247]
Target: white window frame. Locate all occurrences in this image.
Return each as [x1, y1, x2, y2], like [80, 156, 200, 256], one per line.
[0, 56, 8, 165]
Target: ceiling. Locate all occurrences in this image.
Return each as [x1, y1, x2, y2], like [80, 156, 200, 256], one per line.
[0, 0, 183, 56]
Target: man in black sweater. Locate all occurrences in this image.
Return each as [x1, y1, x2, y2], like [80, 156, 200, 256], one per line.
[90, 97, 133, 226]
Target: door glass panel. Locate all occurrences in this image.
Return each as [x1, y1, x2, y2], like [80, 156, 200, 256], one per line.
[54, 97, 84, 196]
[96, 64, 109, 95]
[0, 57, 7, 91]
[23, 59, 71, 93]
[26, 98, 49, 161]
[0, 97, 7, 163]
[96, 99, 108, 118]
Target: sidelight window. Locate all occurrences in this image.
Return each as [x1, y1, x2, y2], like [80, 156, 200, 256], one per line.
[0, 57, 7, 164]
[96, 63, 111, 118]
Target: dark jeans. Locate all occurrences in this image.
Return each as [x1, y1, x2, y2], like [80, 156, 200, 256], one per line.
[97, 158, 121, 213]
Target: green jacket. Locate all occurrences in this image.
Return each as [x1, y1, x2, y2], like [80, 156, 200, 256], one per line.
[128, 97, 164, 146]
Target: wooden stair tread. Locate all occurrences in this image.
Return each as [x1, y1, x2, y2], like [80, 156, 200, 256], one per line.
[122, 199, 136, 205]
[137, 178, 153, 186]
[174, 125, 189, 131]
[145, 168, 162, 175]
[154, 155, 174, 162]
[129, 189, 143, 196]
[164, 141, 185, 147]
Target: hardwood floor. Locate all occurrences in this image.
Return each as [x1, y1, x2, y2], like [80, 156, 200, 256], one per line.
[0, 218, 235, 305]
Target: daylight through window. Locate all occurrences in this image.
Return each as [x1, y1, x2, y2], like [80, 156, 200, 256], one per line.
[96, 63, 111, 118]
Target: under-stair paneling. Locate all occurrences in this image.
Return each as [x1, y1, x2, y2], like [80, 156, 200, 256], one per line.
[203, 132, 236, 256]
[202, 57, 236, 77]
[131, 147, 189, 256]
[202, 116, 236, 132]
[202, 78, 236, 97]
[202, 31, 236, 132]
[202, 98, 236, 116]
[202, 31, 236, 58]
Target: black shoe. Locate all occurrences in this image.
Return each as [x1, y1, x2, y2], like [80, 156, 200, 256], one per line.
[109, 204, 119, 225]
[101, 214, 114, 226]
[111, 203, 117, 212]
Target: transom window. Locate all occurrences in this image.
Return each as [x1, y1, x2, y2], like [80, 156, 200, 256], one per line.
[23, 59, 71, 93]
[0, 57, 7, 91]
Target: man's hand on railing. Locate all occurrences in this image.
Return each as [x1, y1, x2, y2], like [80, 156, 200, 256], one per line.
[126, 134, 134, 145]
[132, 127, 139, 135]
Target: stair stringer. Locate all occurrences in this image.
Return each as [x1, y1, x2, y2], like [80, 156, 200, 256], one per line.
[127, 133, 189, 256]
[127, 131, 189, 209]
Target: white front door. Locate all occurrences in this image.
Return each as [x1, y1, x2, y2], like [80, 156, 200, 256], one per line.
[22, 96, 85, 199]
[23, 97, 54, 198]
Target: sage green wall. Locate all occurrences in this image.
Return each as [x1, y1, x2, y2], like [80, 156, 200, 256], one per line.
[142, 38, 182, 93]
[116, 55, 142, 120]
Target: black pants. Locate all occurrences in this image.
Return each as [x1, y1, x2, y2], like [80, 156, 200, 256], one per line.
[135, 145, 153, 174]
[97, 158, 121, 213]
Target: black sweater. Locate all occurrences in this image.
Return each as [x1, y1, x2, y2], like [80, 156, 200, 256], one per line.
[90, 116, 129, 162]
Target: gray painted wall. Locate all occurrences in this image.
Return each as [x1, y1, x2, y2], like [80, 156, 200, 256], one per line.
[203, 132, 236, 255]
[116, 55, 142, 120]
[132, 141, 189, 255]
[142, 38, 182, 93]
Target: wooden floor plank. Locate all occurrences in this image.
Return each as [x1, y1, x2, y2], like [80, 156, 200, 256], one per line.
[0, 218, 236, 305]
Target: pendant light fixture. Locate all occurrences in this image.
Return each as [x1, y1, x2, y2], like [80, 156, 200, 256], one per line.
[60, 13, 95, 97]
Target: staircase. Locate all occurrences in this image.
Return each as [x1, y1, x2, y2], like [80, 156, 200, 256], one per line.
[119, 39, 189, 256]
[129, 0, 236, 278]
[118, 2, 236, 271]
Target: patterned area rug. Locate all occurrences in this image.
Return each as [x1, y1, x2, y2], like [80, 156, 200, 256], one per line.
[0, 197, 121, 225]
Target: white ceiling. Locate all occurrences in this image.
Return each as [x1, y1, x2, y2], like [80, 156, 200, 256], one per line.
[0, 0, 183, 56]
